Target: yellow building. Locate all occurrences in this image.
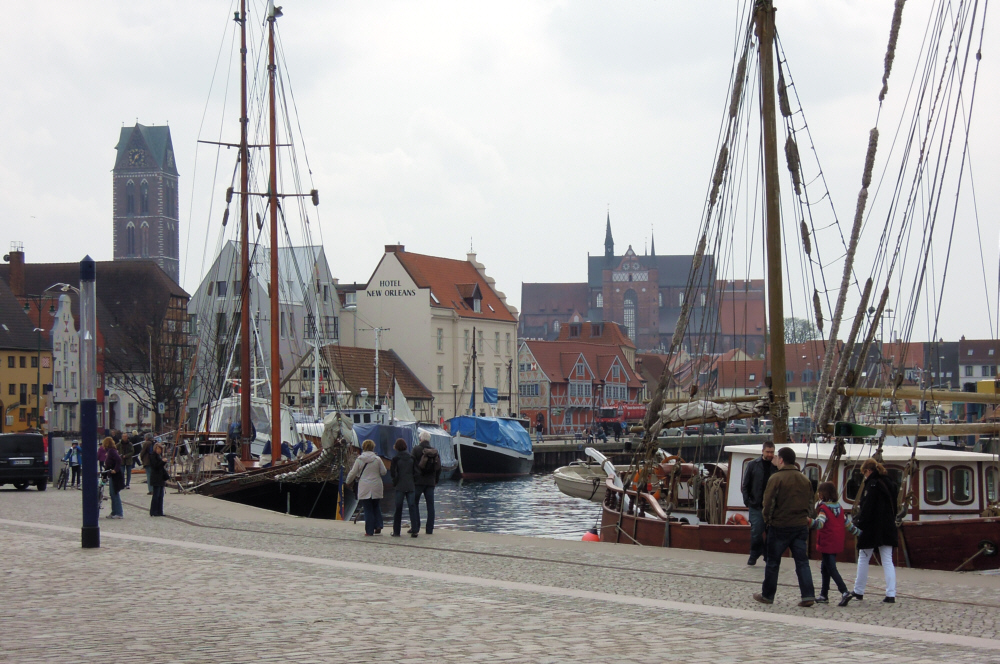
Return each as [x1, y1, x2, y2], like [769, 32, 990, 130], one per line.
[0, 280, 53, 433]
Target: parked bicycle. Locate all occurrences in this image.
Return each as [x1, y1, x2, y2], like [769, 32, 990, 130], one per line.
[55, 461, 71, 490]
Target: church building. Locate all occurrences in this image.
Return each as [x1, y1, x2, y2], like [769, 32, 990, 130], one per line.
[112, 123, 180, 282]
[521, 214, 717, 353]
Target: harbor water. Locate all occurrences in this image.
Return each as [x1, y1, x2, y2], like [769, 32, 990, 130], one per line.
[390, 472, 603, 540]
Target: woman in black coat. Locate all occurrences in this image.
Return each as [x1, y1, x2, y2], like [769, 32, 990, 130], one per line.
[389, 438, 418, 537]
[840, 458, 898, 605]
[147, 442, 169, 517]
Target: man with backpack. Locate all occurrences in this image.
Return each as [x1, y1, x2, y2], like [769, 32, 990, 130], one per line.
[411, 431, 441, 534]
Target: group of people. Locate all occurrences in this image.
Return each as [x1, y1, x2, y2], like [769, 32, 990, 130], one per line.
[743, 441, 899, 607]
[83, 430, 169, 519]
[346, 431, 442, 537]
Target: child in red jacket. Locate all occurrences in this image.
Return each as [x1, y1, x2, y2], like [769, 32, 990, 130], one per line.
[812, 482, 850, 604]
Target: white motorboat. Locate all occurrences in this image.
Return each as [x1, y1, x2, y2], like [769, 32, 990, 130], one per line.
[553, 448, 627, 502]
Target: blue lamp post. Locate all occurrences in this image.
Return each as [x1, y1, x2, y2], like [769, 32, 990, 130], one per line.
[79, 256, 100, 549]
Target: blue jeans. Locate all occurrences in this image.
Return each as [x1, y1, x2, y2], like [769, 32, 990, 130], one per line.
[361, 498, 383, 535]
[761, 525, 815, 601]
[748, 507, 767, 562]
[109, 480, 124, 517]
[125, 464, 132, 487]
[150, 486, 165, 516]
[414, 485, 435, 534]
[393, 490, 418, 535]
[145, 467, 153, 494]
[820, 552, 847, 597]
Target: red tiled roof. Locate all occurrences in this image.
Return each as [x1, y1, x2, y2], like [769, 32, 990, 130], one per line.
[320, 345, 432, 401]
[881, 342, 924, 368]
[716, 359, 766, 389]
[958, 338, 1000, 362]
[524, 340, 643, 388]
[389, 250, 516, 323]
[556, 320, 635, 348]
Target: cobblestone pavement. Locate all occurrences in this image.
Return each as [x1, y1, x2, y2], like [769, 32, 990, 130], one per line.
[2, 486, 999, 663]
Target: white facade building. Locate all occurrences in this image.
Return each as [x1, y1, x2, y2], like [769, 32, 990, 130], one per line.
[347, 245, 520, 423]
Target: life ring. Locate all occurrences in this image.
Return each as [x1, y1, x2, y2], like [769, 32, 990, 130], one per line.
[727, 513, 749, 526]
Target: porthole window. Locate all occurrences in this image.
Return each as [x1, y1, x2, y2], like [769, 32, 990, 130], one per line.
[950, 467, 974, 505]
[924, 467, 946, 504]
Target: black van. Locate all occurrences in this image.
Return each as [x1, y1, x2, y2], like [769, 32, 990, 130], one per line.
[0, 433, 49, 490]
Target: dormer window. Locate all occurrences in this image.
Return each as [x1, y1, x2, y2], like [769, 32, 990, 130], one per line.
[458, 283, 482, 313]
[575, 362, 585, 377]
[591, 323, 603, 337]
[569, 323, 581, 338]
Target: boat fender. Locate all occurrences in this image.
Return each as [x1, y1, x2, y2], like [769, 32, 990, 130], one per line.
[726, 513, 749, 526]
[581, 528, 600, 542]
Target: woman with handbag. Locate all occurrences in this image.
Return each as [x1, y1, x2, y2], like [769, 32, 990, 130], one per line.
[345, 440, 387, 536]
[147, 442, 169, 517]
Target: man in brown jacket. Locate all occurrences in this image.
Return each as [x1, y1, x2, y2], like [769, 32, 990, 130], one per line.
[753, 446, 816, 607]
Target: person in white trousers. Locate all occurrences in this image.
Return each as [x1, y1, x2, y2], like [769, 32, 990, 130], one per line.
[840, 458, 899, 606]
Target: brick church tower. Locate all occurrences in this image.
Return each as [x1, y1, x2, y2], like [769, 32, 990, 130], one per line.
[112, 123, 180, 282]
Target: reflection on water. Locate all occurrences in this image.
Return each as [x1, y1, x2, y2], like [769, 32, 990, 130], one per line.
[395, 472, 604, 540]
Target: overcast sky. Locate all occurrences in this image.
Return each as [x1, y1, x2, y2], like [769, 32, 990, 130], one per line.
[3, 1, 997, 343]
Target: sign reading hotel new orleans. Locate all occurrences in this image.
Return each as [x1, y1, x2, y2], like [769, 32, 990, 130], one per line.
[367, 279, 416, 298]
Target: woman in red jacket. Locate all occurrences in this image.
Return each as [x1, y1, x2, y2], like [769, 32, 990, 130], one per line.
[812, 481, 849, 604]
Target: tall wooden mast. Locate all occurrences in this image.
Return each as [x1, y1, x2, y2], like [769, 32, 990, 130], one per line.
[238, 0, 252, 461]
[267, 0, 282, 462]
[755, 0, 789, 445]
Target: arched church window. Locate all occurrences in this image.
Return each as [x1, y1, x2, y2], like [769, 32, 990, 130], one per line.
[126, 181, 135, 214]
[126, 224, 136, 257]
[140, 181, 149, 214]
[623, 290, 637, 340]
[595, 293, 603, 308]
[140, 223, 149, 257]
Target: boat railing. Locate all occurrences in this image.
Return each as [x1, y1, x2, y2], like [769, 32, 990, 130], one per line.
[604, 479, 669, 521]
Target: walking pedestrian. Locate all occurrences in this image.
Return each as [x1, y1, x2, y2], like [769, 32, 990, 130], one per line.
[389, 438, 418, 538]
[102, 437, 125, 519]
[139, 434, 154, 495]
[741, 441, 775, 566]
[118, 431, 134, 489]
[812, 481, 850, 604]
[147, 442, 169, 517]
[63, 441, 82, 488]
[411, 430, 441, 534]
[345, 440, 386, 536]
[839, 458, 899, 606]
[753, 446, 816, 607]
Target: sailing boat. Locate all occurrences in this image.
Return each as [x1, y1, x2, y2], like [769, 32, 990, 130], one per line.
[177, 1, 358, 519]
[450, 325, 534, 479]
[598, 0, 1000, 571]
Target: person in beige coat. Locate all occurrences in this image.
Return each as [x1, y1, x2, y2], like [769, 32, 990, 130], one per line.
[346, 440, 387, 536]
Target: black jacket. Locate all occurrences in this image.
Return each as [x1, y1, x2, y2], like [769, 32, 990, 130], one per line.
[855, 472, 898, 549]
[147, 451, 169, 488]
[390, 452, 416, 493]
[411, 442, 441, 487]
[741, 455, 774, 509]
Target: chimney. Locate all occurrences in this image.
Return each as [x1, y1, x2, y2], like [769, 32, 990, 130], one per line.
[384, 244, 405, 254]
[5, 241, 24, 297]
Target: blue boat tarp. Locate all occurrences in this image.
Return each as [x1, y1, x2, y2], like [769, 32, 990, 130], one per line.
[352, 422, 457, 467]
[416, 423, 457, 468]
[448, 417, 532, 456]
[353, 423, 416, 459]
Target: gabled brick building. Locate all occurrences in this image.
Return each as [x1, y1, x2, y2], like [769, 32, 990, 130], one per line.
[518, 322, 644, 435]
